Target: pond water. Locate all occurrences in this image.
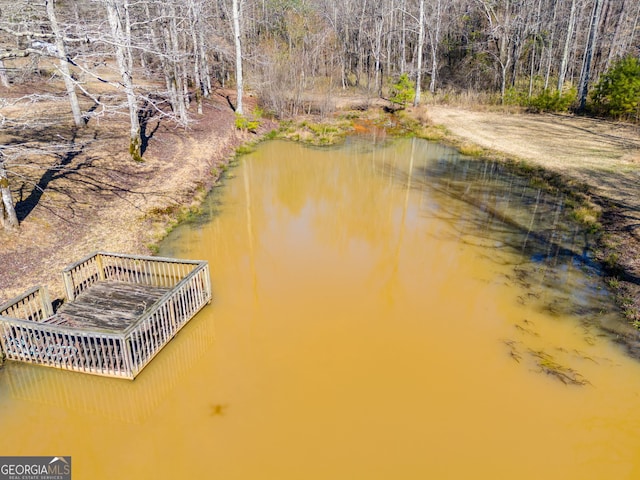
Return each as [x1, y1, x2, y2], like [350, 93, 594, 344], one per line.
[1, 137, 640, 479]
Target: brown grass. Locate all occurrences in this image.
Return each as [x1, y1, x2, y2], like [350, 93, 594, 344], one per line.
[0, 84, 263, 305]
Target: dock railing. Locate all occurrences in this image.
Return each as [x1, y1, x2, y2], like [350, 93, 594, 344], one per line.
[62, 252, 207, 301]
[0, 252, 212, 379]
[124, 262, 211, 377]
[0, 318, 130, 377]
[0, 285, 54, 322]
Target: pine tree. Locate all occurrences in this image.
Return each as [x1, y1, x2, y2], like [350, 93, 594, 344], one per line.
[592, 56, 640, 121]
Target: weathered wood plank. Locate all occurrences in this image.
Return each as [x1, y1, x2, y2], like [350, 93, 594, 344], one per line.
[54, 281, 170, 331]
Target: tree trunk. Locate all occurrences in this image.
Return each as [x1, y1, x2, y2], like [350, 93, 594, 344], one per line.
[578, 0, 604, 111]
[192, 25, 203, 115]
[428, 0, 442, 94]
[232, 0, 244, 115]
[499, 2, 512, 104]
[45, 0, 83, 127]
[0, 157, 18, 229]
[544, 0, 559, 90]
[0, 60, 9, 88]
[623, 1, 640, 54]
[414, 0, 424, 106]
[558, 0, 577, 92]
[373, 16, 383, 96]
[528, 0, 543, 98]
[604, 0, 626, 70]
[166, 5, 188, 123]
[400, 0, 406, 73]
[104, 0, 141, 161]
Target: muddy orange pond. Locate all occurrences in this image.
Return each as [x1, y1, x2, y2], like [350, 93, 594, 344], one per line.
[1, 138, 640, 479]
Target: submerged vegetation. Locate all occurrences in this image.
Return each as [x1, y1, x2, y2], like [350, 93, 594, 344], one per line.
[531, 350, 590, 386]
[503, 340, 591, 387]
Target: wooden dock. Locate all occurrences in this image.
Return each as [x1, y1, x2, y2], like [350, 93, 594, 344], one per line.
[0, 252, 212, 379]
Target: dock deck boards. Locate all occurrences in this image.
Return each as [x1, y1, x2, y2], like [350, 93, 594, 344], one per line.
[0, 252, 212, 379]
[53, 282, 171, 331]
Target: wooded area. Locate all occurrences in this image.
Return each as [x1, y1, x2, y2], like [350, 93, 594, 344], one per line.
[0, 0, 639, 229]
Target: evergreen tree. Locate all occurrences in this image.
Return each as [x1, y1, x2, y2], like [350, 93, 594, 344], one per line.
[389, 74, 415, 108]
[592, 56, 640, 121]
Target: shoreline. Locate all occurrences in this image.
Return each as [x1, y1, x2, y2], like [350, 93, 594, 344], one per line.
[420, 105, 640, 347]
[0, 92, 267, 305]
[2, 102, 640, 349]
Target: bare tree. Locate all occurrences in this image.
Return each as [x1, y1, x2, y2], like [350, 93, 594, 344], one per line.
[0, 153, 19, 230]
[426, 0, 443, 94]
[232, 0, 244, 114]
[102, 0, 141, 160]
[414, 0, 425, 106]
[579, 0, 604, 111]
[558, 0, 578, 92]
[44, 0, 83, 127]
[477, 0, 517, 102]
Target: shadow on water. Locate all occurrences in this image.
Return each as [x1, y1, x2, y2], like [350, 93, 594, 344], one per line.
[418, 156, 596, 266]
[383, 148, 640, 355]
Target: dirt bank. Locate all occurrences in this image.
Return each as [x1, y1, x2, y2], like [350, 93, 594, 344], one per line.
[0, 90, 263, 305]
[426, 105, 640, 335]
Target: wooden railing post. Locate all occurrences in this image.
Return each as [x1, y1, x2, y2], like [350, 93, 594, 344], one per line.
[96, 253, 106, 281]
[204, 264, 212, 303]
[62, 270, 75, 301]
[40, 286, 54, 318]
